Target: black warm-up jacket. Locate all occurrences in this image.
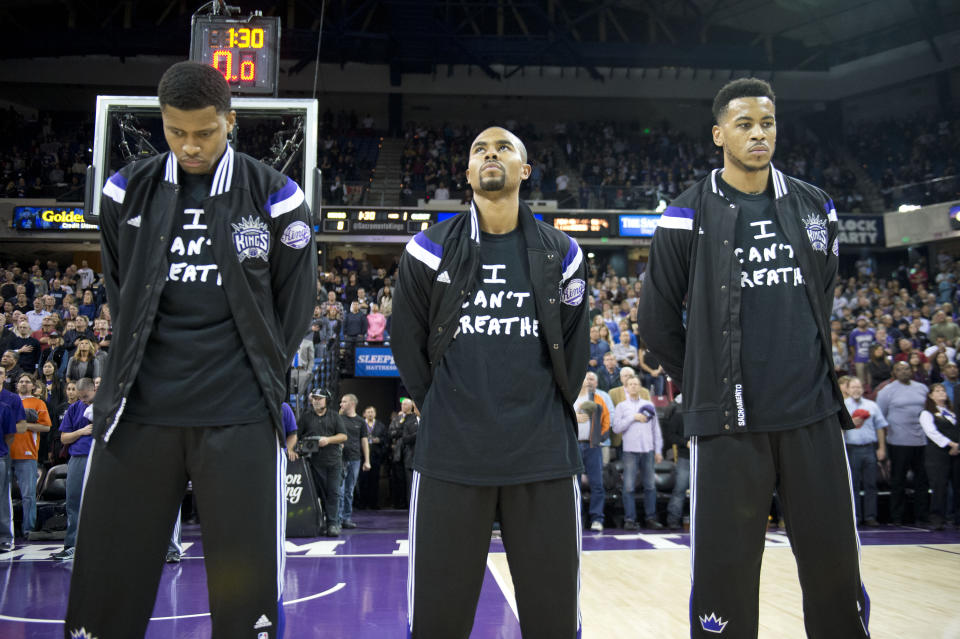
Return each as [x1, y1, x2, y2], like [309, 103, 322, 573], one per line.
[637, 165, 854, 438]
[94, 147, 317, 444]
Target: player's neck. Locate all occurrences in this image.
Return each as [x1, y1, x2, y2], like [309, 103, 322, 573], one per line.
[721, 165, 769, 195]
[474, 195, 520, 235]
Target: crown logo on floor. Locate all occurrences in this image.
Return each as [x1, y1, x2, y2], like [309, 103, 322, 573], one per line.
[699, 612, 728, 634]
[70, 629, 100, 639]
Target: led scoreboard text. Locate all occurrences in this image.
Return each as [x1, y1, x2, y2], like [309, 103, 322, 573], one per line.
[190, 16, 280, 95]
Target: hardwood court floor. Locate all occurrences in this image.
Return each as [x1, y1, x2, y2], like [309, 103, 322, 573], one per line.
[2, 512, 958, 638]
[490, 538, 960, 638]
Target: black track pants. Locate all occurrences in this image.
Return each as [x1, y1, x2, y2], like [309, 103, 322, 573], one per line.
[689, 413, 870, 639]
[65, 421, 287, 639]
[407, 472, 581, 639]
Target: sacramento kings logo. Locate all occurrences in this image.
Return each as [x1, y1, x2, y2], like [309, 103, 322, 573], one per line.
[802, 213, 828, 254]
[232, 216, 271, 262]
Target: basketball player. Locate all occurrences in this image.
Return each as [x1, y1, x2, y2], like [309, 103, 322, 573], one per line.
[64, 62, 316, 638]
[638, 78, 870, 638]
[392, 127, 590, 638]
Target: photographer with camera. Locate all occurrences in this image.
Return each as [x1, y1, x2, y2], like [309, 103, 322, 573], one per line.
[298, 388, 347, 536]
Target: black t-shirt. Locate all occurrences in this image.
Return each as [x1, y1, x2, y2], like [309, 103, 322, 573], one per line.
[126, 171, 267, 426]
[416, 227, 581, 485]
[724, 177, 838, 431]
[299, 409, 347, 466]
[340, 414, 365, 461]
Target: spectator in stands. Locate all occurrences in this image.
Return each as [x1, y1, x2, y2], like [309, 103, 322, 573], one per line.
[337, 393, 370, 530]
[10, 372, 50, 537]
[596, 352, 620, 392]
[613, 376, 664, 530]
[848, 316, 875, 385]
[366, 303, 386, 342]
[575, 374, 610, 532]
[32, 315, 58, 353]
[867, 343, 892, 389]
[299, 389, 347, 537]
[290, 331, 314, 401]
[10, 319, 40, 374]
[63, 314, 94, 353]
[48, 279, 66, 308]
[355, 287, 371, 314]
[928, 310, 960, 346]
[357, 405, 387, 510]
[611, 329, 639, 368]
[637, 339, 666, 396]
[51, 376, 96, 560]
[92, 318, 111, 353]
[942, 362, 960, 406]
[661, 393, 689, 529]
[320, 289, 344, 319]
[843, 377, 888, 526]
[588, 325, 609, 372]
[25, 296, 49, 332]
[39, 360, 65, 421]
[877, 361, 931, 525]
[909, 351, 931, 385]
[38, 332, 67, 376]
[1, 351, 23, 392]
[919, 383, 960, 530]
[76, 260, 94, 291]
[77, 289, 97, 321]
[65, 338, 101, 383]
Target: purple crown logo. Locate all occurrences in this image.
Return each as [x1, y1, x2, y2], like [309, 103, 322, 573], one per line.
[699, 612, 729, 634]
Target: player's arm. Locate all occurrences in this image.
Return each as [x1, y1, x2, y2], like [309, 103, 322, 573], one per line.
[269, 178, 319, 362]
[559, 235, 591, 403]
[637, 208, 694, 387]
[822, 195, 840, 307]
[391, 235, 436, 408]
[100, 171, 126, 325]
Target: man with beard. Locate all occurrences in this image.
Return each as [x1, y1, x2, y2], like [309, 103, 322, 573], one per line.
[393, 127, 588, 638]
[639, 78, 870, 638]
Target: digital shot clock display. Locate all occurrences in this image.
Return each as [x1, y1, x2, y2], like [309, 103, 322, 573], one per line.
[189, 15, 281, 95]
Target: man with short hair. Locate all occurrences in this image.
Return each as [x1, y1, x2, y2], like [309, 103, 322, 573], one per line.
[25, 296, 50, 332]
[597, 351, 621, 392]
[392, 126, 588, 638]
[66, 61, 316, 638]
[10, 373, 51, 537]
[927, 310, 960, 345]
[612, 376, 664, 530]
[843, 377, 888, 526]
[588, 325, 609, 372]
[337, 393, 370, 529]
[10, 320, 40, 374]
[51, 376, 96, 561]
[639, 77, 870, 637]
[876, 361, 931, 525]
[942, 362, 960, 405]
[76, 260, 94, 291]
[1, 351, 23, 391]
[299, 389, 347, 536]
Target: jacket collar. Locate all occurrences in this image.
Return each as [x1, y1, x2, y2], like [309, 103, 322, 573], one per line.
[163, 145, 236, 198]
[709, 162, 789, 200]
[468, 199, 544, 250]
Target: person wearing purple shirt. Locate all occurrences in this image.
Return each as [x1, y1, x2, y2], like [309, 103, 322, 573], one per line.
[0, 400, 17, 552]
[50, 377, 96, 560]
[612, 376, 664, 530]
[281, 401, 298, 462]
[0, 367, 27, 429]
[848, 316, 876, 386]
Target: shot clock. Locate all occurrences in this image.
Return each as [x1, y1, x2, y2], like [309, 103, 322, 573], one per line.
[190, 14, 281, 95]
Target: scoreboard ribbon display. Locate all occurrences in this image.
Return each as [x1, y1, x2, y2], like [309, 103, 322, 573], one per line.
[12, 206, 99, 231]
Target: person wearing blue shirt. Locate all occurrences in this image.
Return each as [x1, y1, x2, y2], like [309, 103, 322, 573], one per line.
[588, 325, 610, 372]
[843, 377, 889, 526]
[0, 399, 17, 552]
[50, 377, 96, 561]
